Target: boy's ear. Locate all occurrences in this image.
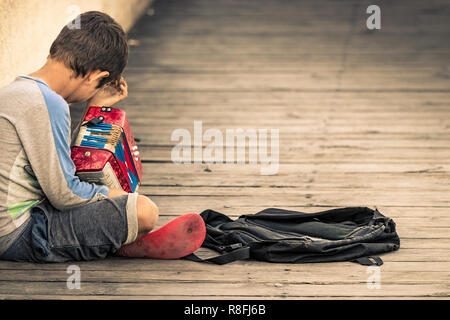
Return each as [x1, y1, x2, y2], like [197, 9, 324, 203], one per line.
[86, 70, 110, 84]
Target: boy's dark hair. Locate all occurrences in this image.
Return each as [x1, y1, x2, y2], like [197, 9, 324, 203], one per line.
[49, 11, 128, 88]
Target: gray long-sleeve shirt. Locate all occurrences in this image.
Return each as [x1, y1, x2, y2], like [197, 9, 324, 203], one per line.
[0, 76, 110, 244]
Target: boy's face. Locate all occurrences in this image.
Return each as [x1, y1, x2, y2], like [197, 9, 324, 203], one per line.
[66, 70, 109, 103]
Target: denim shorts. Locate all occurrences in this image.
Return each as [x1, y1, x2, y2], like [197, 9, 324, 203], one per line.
[0, 193, 138, 263]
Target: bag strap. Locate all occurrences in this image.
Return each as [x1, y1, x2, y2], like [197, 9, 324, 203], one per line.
[353, 256, 383, 266]
[184, 245, 250, 265]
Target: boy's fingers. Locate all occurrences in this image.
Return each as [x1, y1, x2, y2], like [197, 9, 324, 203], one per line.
[118, 78, 127, 95]
[120, 80, 128, 95]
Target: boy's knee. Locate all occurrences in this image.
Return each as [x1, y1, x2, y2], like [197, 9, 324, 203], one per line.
[137, 195, 159, 233]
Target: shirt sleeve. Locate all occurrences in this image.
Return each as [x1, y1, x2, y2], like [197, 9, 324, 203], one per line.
[15, 82, 110, 211]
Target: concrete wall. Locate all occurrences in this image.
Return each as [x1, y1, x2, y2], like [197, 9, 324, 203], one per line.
[0, 0, 152, 87]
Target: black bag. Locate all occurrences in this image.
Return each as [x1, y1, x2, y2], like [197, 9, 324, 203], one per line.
[186, 206, 400, 266]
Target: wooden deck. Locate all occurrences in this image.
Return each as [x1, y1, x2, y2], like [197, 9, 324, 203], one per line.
[1, 0, 450, 299]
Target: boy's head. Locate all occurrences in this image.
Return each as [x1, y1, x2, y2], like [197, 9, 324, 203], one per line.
[49, 11, 128, 102]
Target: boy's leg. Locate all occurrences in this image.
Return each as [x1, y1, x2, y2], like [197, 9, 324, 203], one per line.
[0, 194, 139, 263]
[136, 195, 159, 239]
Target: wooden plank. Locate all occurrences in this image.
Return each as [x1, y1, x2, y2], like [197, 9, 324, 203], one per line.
[139, 175, 450, 192]
[132, 135, 450, 146]
[133, 12, 450, 37]
[0, 280, 447, 298]
[141, 195, 450, 211]
[128, 118, 450, 129]
[0, 264, 448, 285]
[137, 163, 450, 173]
[123, 73, 450, 91]
[123, 106, 450, 118]
[138, 146, 450, 163]
[145, 195, 450, 219]
[0, 251, 448, 277]
[2, 258, 450, 273]
[139, 175, 450, 190]
[0, 263, 448, 283]
[139, 186, 450, 197]
[124, 110, 450, 120]
[116, 91, 450, 106]
[140, 167, 450, 185]
[144, 0, 450, 20]
[129, 34, 450, 55]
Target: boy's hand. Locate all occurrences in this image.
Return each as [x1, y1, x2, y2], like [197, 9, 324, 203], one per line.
[88, 77, 128, 107]
[107, 188, 129, 198]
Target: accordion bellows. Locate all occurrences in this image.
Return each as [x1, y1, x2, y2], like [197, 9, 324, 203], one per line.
[71, 106, 143, 193]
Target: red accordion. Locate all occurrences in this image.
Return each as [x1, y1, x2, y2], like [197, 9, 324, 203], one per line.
[71, 106, 143, 193]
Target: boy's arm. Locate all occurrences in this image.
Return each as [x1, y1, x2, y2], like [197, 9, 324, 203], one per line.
[17, 77, 130, 210]
[71, 78, 128, 147]
[87, 77, 128, 108]
[16, 96, 110, 211]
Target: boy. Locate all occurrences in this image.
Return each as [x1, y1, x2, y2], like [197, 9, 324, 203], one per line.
[0, 11, 205, 263]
